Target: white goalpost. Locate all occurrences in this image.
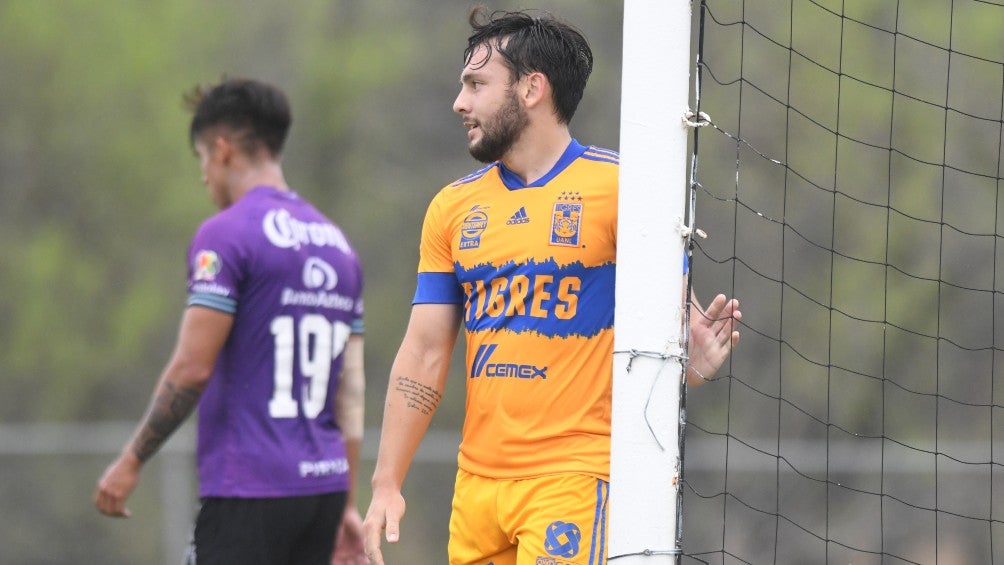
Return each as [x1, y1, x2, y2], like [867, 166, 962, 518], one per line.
[609, 0, 694, 561]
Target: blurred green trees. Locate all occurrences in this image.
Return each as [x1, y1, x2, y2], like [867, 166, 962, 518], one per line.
[0, 0, 623, 421]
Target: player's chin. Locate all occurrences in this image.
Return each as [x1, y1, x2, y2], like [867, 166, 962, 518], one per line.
[467, 134, 484, 154]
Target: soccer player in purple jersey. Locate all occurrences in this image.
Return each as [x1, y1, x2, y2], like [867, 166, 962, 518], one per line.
[94, 78, 368, 565]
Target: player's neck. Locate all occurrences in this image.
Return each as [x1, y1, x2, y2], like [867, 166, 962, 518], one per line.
[227, 160, 289, 202]
[500, 124, 572, 185]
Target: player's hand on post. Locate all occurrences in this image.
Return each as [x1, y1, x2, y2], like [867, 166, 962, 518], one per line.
[362, 487, 406, 565]
[687, 293, 741, 386]
[93, 452, 142, 518]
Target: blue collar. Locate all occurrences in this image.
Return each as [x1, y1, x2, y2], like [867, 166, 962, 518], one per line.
[496, 139, 588, 190]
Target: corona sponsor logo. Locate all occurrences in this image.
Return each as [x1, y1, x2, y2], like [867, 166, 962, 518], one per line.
[263, 208, 351, 252]
[470, 344, 547, 380]
[459, 205, 489, 250]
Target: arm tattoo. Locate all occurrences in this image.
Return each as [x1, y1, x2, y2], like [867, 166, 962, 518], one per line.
[132, 381, 201, 463]
[393, 376, 442, 416]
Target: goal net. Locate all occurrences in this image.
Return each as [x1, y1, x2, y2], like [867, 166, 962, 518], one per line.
[682, 0, 1004, 563]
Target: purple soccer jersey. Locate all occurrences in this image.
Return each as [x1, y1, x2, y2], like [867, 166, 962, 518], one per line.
[186, 186, 364, 498]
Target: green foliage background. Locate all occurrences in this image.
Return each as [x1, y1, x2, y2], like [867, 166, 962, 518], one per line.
[3, 0, 1002, 562]
[0, 0, 623, 420]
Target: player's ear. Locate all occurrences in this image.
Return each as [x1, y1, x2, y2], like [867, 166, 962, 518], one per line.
[211, 135, 235, 164]
[522, 71, 550, 110]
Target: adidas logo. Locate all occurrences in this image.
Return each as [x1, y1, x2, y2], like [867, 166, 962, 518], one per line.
[506, 207, 530, 225]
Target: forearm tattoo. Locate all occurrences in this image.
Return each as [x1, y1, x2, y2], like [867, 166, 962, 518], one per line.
[394, 376, 442, 416]
[132, 381, 201, 462]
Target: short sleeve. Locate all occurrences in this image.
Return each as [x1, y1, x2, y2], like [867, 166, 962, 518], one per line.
[186, 217, 243, 314]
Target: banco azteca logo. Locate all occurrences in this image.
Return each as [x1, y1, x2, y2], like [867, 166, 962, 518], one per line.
[302, 256, 338, 291]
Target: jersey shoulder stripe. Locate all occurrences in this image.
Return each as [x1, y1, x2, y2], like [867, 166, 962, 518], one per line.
[451, 163, 498, 187]
[582, 146, 619, 164]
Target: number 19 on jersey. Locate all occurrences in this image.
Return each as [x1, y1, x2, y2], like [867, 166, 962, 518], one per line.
[268, 314, 351, 419]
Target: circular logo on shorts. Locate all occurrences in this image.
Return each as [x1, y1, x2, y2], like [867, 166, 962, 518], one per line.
[543, 520, 581, 558]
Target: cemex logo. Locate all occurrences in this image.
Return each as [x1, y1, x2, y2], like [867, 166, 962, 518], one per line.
[470, 344, 548, 380]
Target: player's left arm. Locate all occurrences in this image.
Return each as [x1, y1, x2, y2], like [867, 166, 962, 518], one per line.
[332, 333, 366, 564]
[94, 306, 233, 517]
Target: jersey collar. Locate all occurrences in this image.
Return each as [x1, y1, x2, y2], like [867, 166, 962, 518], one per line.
[496, 139, 588, 190]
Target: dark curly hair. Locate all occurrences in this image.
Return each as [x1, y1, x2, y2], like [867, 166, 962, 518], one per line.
[464, 6, 593, 125]
[185, 77, 291, 158]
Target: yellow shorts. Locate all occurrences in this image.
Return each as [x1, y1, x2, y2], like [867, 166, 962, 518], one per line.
[447, 468, 609, 565]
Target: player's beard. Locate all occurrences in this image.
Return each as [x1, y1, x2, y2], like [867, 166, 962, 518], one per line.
[468, 88, 529, 164]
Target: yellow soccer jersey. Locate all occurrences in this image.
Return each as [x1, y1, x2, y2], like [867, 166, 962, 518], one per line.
[414, 140, 619, 480]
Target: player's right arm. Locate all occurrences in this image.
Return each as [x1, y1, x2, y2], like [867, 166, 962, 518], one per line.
[94, 306, 233, 518]
[362, 302, 461, 565]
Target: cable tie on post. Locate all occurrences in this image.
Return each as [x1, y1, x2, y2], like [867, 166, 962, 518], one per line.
[682, 108, 711, 128]
[679, 222, 708, 240]
[625, 349, 638, 373]
[615, 349, 683, 374]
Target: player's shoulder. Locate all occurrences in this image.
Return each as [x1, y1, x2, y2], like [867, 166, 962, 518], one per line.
[563, 145, 619, 191]
[194, 204, 240, 237]
[448, 162, 500, 189]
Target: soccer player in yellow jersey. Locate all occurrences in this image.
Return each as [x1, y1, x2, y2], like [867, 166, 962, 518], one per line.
[363, 7, 741, 565]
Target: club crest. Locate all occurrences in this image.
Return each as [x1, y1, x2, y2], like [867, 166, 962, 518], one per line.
[550, 192, 583, 247]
